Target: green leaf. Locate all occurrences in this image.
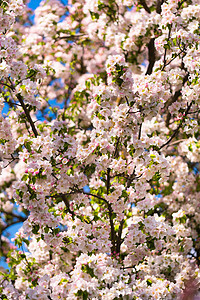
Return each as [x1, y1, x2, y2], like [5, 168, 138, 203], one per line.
[24, 141, 32, 152]
[32, 224, 40, 234]
[146, 237, 156, 250]
[44, 226, 49, 233]
[188, 144, 193, 151]
[85, 80, 91, 89]
[1, 294, 8, 299]
[0, 138, 8, 145]
[22, 174, 29, 181]
[147, 279, 152, 286]
[32, 176, 36, 184]
[90, 11, 99, 20]
[179, 215, 187, 224]
[84, 163, 96, 177]
[76, 290, 89, 300]
[81, 264, 96, 277]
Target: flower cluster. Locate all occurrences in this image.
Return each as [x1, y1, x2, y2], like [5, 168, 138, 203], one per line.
[0, 0, 200, 299]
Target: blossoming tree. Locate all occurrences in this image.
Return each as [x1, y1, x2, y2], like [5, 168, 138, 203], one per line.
[0, 0, 200, 298]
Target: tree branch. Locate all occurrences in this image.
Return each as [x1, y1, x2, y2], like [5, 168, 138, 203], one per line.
[139, 0, 151, 13]
[146, 38, 156, 75]
[156, 0, 164, 14]
[107, 202, 116, 254]
[106, 168, 111, 195]
[116, 219, 124, 254]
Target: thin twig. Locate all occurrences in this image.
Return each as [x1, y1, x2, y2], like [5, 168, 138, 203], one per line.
[5, 77, 39, 138]
[160, 101, 193, 150]
[162, 26, 172, 71]
[60, 194, 75, 219]
[16, 94, 38, 138]
[166, 139, 186, 147]
[0, 210, 27, 222]
[114, 138, 120, 158]
[138, 123, 142, 140]
[162, 49, 186, 71]
[164, 72, 189, 127]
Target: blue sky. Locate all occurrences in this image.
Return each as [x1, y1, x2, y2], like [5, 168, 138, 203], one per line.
[29, 0, 41, 10]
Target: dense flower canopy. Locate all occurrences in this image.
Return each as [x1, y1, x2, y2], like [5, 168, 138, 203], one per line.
[0, 0, 200, 299]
